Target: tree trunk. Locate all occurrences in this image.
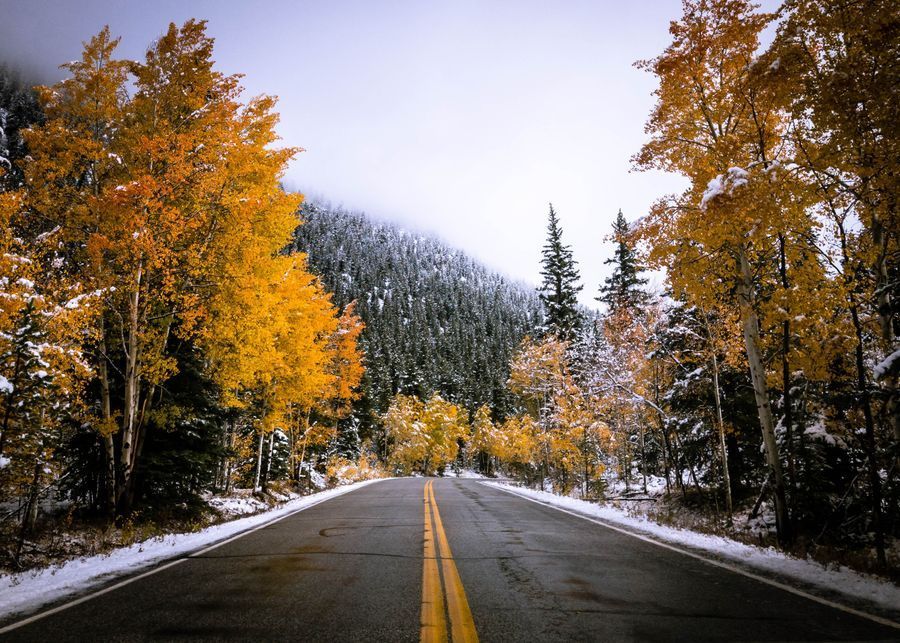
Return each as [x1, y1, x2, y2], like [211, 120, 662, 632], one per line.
[289, 412, 297, 483]
[299, 413, 313, 493]
[653, 360, 672, 495]
[222, 420, 236, 495]
[711, 352, 733, 525]
[736, 247, 791, 546]
[98, 328, 117, 516]
[663, 414, 685, 499]
[117, 261, 143, 516]
[16, 456, 43, 562]
[262, 431, 275, 492]
[837, 217, 887, 567]
[254, 431, 264, 492]
[639, 421, 647, 494]
[778, 234, 797, 510]
[582, 426, 590, 498]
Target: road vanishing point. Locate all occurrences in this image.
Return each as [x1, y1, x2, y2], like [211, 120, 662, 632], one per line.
[2, 478, 898, 641]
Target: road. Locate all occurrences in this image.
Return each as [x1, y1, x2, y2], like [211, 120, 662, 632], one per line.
[2, 478, 897, 641]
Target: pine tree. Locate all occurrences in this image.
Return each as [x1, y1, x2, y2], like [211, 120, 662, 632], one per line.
[0, 65, 42, 191]
[597, 210, 648, 316]
[294, 202, 542, 426]
[538, 204, 583, 341]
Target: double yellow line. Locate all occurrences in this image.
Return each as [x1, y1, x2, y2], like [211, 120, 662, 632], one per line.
[421, 480, 478, 643]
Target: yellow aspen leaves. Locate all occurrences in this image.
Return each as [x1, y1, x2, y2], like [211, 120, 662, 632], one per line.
[384, 394, 469, 475]
[4, 21, 365, 516]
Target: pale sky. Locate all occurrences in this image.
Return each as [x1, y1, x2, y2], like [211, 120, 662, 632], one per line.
[2, 1, 777, 307]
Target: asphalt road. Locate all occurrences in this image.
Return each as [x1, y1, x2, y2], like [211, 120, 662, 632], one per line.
[2, 478, 897, 641]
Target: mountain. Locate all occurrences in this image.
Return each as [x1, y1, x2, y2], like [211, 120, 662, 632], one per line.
[292, 201, 543, 436]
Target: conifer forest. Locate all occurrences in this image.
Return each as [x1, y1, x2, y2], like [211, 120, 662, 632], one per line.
[0, 0, 898, 623]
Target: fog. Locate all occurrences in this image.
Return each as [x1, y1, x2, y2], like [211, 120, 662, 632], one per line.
[0, 0, 725, 306]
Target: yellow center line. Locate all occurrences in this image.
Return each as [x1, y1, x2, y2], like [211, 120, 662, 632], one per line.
[428, 481, 479, 643]
[421, 480, 447, 643]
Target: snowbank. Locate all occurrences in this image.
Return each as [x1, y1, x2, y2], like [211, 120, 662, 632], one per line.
[483, 481, 899, 614]
[204, 489, 281, 518]
[0, 478, 384, 623]
[441, 467, 488, 479]
[454, 469, 488, 479]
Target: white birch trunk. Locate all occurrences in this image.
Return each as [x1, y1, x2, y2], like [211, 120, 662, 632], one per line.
[737, 247, 790, 544]
[117, 260, 143, 513]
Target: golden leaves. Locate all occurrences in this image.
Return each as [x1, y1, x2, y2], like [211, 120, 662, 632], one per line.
[10, 20, 366, 466]
[384, 393, 469, 475]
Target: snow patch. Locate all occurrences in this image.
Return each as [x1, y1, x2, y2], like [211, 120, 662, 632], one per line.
[874, 348, 900, 380]
[804, 419, 847, 449]
[700, 167, 750, 209]
[727, 166, 749, 188]
[441, 467, 487, 479]
[700, 176, 725, 209]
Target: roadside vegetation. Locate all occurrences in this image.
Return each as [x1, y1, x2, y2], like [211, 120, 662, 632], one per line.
[0, 0, 896, 581]
[0, 22, 374, 572]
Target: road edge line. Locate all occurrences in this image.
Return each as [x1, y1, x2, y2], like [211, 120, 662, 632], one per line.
[484, 482, 900, 631]
[0, 478, 387, 634]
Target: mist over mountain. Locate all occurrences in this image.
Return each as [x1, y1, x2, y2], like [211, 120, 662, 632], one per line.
[292, 201, 544, 434]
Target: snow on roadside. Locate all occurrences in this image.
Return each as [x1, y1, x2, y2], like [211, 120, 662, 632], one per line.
[454, 469, 488, 479]
[202, 486, 308, 519]
[483, 481, 900, 613]
[204, 491, 274, 519]
[441, 467, 487, 479]
[0, 478, 385, 623]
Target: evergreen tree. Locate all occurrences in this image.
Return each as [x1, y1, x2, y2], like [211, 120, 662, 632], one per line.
[538, 204, 583, 341]
[0, 65, 42, 191]
[597, 210, 648, 316]
[293, 201, 542, 434]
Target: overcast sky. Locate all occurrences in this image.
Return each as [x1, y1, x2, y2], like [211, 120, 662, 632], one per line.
[0, 0, 770, 307]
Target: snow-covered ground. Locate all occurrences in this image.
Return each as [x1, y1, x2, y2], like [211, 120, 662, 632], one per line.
[0, 478, 384, 623]
[203, 490, 276, 519]
[483, 481, 899, 614]
[454, 469, 488, 479]
[441, 467, 488, 479]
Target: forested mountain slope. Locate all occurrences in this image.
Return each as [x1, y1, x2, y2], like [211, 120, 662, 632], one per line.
[293, 202, 543, 430]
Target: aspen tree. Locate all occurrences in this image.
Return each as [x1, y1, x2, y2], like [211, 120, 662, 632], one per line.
[383, 394, 468, 475]
[22, 21, 318, 515]
[21, 27, 130, 514]
[634, 0, 797, 544]
[770, 0, 898, 564]
[470, 404, 498, 474]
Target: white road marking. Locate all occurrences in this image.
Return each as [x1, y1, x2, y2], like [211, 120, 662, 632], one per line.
[485, 482, 900, 631]
[0, 480, 385, 634]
